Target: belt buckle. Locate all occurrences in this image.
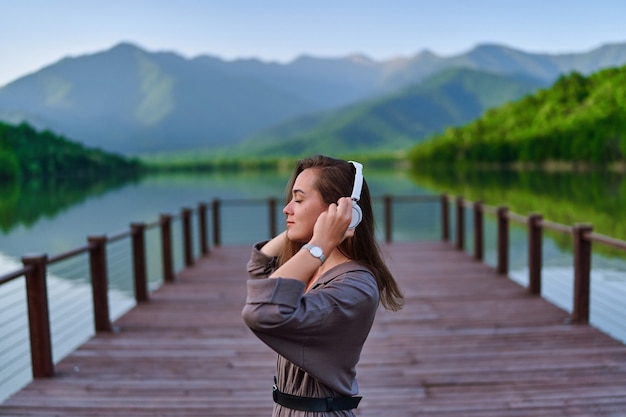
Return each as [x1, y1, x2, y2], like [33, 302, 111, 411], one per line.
[272, 384, 278, 402]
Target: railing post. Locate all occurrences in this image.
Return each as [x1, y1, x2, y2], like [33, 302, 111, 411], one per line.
[22, 253, 54, 378]
[384, 195, 392, 243]
[473, 201, 483, 261]
[497, 206, 509, 275]
[441, 194, 449, 242]
[269, 197, 277, 238]
[88, 235, 112, 332]
[131, 222, 148, 303]
[528, 213, 543, 295]
[160, 214, 175, 283]
[572, 223, 593, 323]
[182, 207, 193, 267]
[212, 199, 221, 247]
[198, 202, 209, 256]
[455, 196, 464, 250]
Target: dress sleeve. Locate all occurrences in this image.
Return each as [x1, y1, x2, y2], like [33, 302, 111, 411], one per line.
[243, 271, 377, 340]
[241, 266, 379, 395]
[246, 241, 278, 278]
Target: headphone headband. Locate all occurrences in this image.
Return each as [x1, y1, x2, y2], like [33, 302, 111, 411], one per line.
[349, 161, 363, 202]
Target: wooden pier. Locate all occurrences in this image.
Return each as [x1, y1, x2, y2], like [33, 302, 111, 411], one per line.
[2, 241, 625, 416]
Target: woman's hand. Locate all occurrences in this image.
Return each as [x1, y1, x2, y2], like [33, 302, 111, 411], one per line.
[309, 197, 354, 255]
[268, 198, 354, 284]
[260, 230, 287, 257]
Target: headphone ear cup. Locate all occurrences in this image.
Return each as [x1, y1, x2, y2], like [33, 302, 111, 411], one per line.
[349, 201, 362, 229]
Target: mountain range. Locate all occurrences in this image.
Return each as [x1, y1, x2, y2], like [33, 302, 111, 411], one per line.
[1, 41, 626, 155]
[235, 67, 547, 156]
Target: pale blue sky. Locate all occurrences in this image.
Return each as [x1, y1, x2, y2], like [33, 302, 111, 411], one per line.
[1, 0, 626, 86]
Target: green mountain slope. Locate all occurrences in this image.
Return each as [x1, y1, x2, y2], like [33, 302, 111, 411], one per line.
[408, 66, 626, 167]
[0, 43, 317, 154]
[2, 42, 626, 156]
[0, 121, 141, 181]
[236, 68, 546, 156]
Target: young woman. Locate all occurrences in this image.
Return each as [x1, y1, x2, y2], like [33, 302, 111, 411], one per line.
[242, 155, 403, 416]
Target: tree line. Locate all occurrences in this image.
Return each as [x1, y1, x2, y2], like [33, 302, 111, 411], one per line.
[0, 122, 142, 181]
[408, 66, 626, 168]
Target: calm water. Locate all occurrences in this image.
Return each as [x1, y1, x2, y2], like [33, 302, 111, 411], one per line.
[1, 169, 625, 402]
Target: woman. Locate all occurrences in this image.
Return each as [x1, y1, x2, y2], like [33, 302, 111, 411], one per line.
[242, 155, 404, 416]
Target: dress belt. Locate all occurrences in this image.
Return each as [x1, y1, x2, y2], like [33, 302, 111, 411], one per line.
[272, 384, 362, 412]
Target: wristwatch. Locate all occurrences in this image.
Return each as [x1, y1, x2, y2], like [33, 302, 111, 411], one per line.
[302, 244, 326, 264]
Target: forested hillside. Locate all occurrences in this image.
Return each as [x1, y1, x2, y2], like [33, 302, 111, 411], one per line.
[237, 68, 545, 156]
[2, 42, 626, 155]
[0, 121, 142, 181]
[409, 66, 626, 167]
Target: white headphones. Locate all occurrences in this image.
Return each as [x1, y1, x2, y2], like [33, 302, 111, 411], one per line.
[348, 161, 363, 229]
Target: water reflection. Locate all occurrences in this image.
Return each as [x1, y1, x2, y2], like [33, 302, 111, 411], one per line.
[411, 168, 626, 241]
[1, 168, 625, 403]
[412, 167, 626, 345]
[0, 174, 142, 234]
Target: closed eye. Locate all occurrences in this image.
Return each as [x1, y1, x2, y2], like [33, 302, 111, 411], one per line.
[292, 189, 305, 203]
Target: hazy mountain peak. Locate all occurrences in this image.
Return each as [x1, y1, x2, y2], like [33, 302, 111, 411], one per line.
[470, 42, 518, 52]
[414, 49, 440, 59]
[2, 41, 626, 155]
[109, 41, 144, 52]
[347, 53, 377, 65]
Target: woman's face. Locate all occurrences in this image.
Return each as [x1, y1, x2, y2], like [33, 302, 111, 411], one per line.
[283, 168, 328, 243]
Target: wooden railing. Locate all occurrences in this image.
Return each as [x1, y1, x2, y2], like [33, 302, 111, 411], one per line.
[1, 194, 625, 382]
[0, 202, 211, 379]
[442, 194, 626, 325]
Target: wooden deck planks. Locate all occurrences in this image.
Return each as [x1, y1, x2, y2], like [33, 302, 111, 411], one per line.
[1, 241, 626, 416]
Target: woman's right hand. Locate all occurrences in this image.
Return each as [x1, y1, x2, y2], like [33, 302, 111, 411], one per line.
[309, 197, 354, 255]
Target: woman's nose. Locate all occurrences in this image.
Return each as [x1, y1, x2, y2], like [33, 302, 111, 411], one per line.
[283, 201, 293, 215]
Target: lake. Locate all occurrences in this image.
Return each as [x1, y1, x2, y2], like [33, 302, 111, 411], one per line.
[1, 168, 625, 402]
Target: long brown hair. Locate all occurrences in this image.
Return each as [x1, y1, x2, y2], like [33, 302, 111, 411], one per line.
[278, 155, 404, 311]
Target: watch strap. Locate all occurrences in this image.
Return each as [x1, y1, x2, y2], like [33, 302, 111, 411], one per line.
[302, 244, 326, 264]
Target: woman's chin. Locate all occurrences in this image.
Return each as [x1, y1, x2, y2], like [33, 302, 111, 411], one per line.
[286, 230, 310, 243]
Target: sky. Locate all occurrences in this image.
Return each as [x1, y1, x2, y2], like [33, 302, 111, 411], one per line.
[2, 0, 626, 86]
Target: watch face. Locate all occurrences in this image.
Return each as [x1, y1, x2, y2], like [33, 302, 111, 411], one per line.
[310, 246, 323, 257]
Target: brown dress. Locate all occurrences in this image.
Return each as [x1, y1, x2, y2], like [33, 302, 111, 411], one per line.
[242, 242, 380, 416]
